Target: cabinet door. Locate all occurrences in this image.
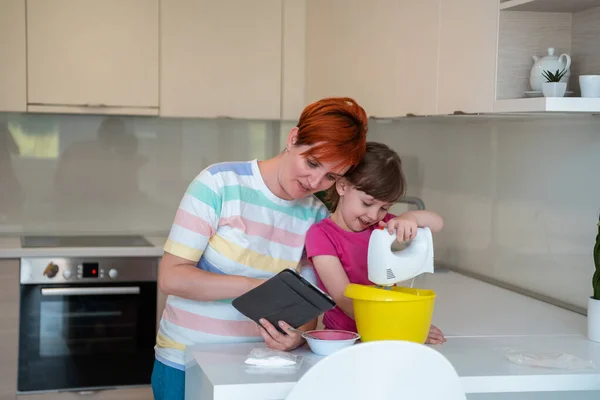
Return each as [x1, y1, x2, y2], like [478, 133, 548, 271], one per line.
[17, 387, 153, 400]
[0, 259, 19, 400]
[437, 0, 499, 114]
[282, 0, 307, 121]
[27, 0, 159, 115]
[0, 0, 26, 112]
[161, 0, 282, 119]
[305, 0, 440, 118]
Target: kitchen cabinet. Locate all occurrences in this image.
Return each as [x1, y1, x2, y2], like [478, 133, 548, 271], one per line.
[160, 0, 282, 119]
[281, 0, 308, 121]
[305, 0, 440, 118]
[437, 0, 499, 114]
[17, 387, 153, 400]
[0, 0, 26, 112]
[0, 259, 19, 400]
[26, 0, 159, 116]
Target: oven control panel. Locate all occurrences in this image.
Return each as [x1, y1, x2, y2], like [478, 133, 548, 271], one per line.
[20, 257, 158, 284]
[74, 262, 121, 280]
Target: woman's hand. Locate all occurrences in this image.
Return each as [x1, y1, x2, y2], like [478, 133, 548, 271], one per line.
[380, 214, 419, 243]
[258, 319, 305, 351]
[425, 324, 446, 344]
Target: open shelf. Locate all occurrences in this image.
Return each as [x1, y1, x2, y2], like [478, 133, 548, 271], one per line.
[494, 97, 600, 113]
[500, 0, 600, 13]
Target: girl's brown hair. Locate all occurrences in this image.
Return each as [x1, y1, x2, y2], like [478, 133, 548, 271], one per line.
[326, 142, 406, 212]
[294, 97, 368, 172]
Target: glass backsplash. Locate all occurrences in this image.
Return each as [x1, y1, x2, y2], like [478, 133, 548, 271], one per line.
[0, 113, 287, 235]
[1, 111, 600, 309]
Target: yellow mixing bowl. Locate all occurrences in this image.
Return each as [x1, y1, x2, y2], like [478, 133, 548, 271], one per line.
[344, 284, 436, 343]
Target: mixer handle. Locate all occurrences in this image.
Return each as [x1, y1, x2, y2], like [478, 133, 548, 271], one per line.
[375, 226, 430, 244]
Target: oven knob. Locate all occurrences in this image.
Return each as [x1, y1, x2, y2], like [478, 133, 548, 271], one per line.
[62, 269, 72, 279]
[43, 262, 59, 278]
[108, 269, 118, 279]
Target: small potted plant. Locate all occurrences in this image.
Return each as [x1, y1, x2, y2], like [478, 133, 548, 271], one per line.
[541, 68, 568, 97]
[588, 213, 600, 342]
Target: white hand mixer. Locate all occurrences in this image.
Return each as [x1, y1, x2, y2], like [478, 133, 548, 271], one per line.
[367, 227, 434, 287]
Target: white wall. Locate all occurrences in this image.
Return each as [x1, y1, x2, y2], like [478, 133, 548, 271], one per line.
[368, 115, 600, 310]
[1, 112, 598, 309]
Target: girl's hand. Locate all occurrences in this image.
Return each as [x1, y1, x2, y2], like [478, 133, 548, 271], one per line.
[425, 324, 446, 345]
[380, 214, 419, 243]
[258, 319, 304, 351]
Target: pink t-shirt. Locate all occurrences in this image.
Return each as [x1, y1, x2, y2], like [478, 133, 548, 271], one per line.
[305, 214, 395, 332]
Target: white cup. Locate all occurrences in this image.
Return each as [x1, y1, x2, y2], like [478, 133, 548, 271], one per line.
[579, 75, 600, 98]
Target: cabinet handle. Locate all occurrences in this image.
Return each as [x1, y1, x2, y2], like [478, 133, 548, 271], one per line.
[83, 103, 109, 108]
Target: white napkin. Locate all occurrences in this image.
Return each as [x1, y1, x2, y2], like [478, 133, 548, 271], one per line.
[245, 348, 301, 367]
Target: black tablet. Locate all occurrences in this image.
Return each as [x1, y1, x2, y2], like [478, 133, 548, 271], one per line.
[232, 269, 336, 333]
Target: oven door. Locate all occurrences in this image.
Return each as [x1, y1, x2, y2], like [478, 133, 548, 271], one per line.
[18, 282, 157, 393]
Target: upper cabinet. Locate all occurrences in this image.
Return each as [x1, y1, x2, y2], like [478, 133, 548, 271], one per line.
[281, 0, 308, 121]
[305, 0, 440, 118]
[437, 0, 499, 114]
[0, 0, 26, 112]
[5, 0, 598, 118]
[26, 0, 159, 116]
[160, 0, 283, 120]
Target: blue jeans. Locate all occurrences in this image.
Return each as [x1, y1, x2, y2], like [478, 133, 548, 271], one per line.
[151, 359, 185, 400]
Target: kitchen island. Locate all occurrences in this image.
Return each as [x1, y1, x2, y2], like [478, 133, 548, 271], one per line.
[185, 271, 599, 400]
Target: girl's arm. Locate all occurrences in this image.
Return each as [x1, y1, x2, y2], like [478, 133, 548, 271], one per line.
[400, 210, 444, 232]
[383, 210, 444, 242]
[311, 255, 354, 319]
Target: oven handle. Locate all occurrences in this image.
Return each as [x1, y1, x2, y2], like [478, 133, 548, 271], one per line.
[41, 287, 140, 296]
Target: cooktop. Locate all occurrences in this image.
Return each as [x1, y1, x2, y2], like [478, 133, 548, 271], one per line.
[20, 235, 153, 248]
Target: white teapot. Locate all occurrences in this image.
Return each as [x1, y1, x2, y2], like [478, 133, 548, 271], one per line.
[530, 47, 571, 91]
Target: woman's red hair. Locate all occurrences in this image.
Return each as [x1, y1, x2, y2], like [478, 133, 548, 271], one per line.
[294, 97, 367, 171]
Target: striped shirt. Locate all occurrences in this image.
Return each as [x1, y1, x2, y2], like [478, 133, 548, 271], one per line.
[155, 160, 329, 369]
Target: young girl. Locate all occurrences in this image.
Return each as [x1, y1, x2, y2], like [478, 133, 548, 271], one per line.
[305, 142, 446, 344]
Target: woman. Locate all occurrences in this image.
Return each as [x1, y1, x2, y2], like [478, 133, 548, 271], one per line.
[152, 97, 368, 399]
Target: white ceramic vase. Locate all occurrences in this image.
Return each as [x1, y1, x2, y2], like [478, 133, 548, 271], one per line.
[542, 82, 567, 98]
[588, 297, 600, 342]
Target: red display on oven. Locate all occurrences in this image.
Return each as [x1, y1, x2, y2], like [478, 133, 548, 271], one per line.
[82, 263, 99, 278]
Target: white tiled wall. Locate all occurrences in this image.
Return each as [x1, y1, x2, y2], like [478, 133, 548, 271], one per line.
[1, 112, 598, 309]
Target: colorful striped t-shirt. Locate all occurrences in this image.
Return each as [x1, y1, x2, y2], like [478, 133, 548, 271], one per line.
[155, 160, 329, 369]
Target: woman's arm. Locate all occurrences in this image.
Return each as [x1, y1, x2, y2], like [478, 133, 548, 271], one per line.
[158, 169, 265, 301]
[311, 255, 354, 319]
[158, 252, 264, 301]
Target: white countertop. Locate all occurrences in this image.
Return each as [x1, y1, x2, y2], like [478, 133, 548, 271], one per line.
[441, 335, 599, 394]
[0, 235, 166, 258]
[187, 336, 600, 399]
[417, 270, 586, 337]
[185, 271, 597, 400]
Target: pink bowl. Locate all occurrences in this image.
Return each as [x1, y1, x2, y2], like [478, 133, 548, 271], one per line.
[305, 329, 360, 341]
[303, 330, 360, 356]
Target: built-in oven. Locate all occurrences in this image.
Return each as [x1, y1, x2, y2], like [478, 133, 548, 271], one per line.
[18, 253, 158, 394]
